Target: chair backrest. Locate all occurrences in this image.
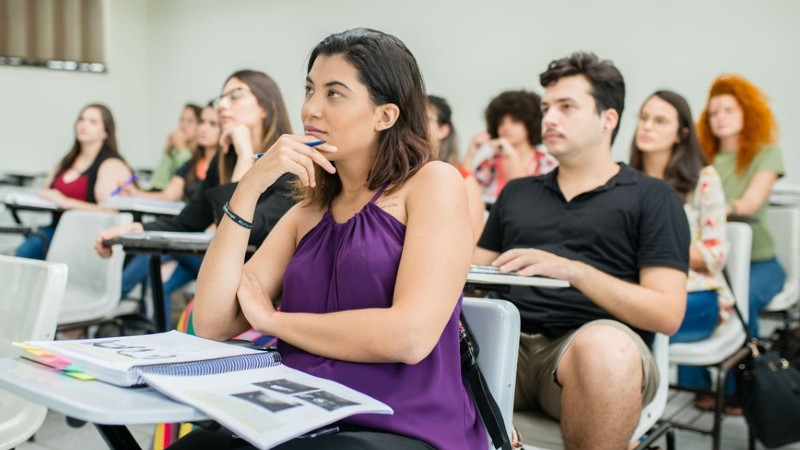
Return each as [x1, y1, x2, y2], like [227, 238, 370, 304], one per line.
[726, 222, 753, 325]
[765, 206, 800, 311]
[46, 210, 132, 325]
[0, 255, 67, 450]
[462, 297, 521, 443]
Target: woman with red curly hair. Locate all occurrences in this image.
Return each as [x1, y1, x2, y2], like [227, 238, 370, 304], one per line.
[697, 74, 785, 337]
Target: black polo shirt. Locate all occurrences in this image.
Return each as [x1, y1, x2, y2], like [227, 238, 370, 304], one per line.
[477, 163, 690, 345]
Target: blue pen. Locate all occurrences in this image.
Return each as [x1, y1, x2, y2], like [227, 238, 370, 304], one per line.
[251, 140, 326, 160]
[110, 174, 138, 196]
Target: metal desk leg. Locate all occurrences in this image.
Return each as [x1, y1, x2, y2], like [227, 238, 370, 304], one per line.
[149, 254, 168, 332]
[94, 424, 142, 450]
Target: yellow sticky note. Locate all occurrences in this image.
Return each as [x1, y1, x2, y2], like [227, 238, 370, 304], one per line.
[63, 371, 96, 381]
[11, 342, 51, 357]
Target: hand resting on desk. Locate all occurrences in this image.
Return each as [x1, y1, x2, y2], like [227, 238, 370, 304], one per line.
[95, 222, 144, 258]
[491, 248, 584, 282]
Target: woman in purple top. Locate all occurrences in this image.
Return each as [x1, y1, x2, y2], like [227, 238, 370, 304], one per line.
[179, 29, 486, 450]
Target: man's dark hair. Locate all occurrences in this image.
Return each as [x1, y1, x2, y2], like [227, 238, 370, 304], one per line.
[484, 90, 542, 147]
[539, 52, 625, 143]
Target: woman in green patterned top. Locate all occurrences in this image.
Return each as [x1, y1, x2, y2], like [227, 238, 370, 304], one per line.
[697, 74, 785, 337]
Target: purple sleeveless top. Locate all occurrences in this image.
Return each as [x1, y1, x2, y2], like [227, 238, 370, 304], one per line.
[279, 186, 487, 450]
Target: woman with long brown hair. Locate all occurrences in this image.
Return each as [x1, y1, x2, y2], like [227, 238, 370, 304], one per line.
[179, 28, 485, 450]
[96, 70, 296, 323]
[630, 90, 735, 406]
[15, 104, 132, 259]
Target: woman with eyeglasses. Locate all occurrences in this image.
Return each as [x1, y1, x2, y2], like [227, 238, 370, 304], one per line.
[15, 104, 133, 260]
[630, 90, 736, 409]
[95, 70, 296, 324]
[174, 28, 485, 450]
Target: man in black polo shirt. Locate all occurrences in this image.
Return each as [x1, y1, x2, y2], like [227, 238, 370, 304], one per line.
[474, 53, 690, 450]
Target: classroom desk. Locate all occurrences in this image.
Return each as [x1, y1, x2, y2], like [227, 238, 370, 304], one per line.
[465, 270, 570, 293]
[103, 232, 256, 333]
[104, 232, 212, 333]
[0, 172, 44, 187]
[0, 357, 207, 450]
[100, 197, 185, 222]
[1, 190, 61, 224]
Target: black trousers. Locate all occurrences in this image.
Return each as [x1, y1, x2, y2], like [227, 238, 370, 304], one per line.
[166, 423, 435, 450]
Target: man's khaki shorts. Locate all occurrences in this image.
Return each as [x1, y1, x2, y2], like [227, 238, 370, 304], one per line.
[513, 319, 659, 420]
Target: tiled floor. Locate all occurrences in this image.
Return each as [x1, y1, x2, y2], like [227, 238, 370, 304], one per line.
[17, 392, 800, 450]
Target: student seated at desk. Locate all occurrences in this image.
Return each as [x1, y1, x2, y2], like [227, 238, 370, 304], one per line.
[16, 104, 132, 260]
[462, 90, 557, 204]
[149, 104, 201, 191]
[171, 28, 485, 450]
[697, 74, 786, 338]
[630, 90, 738, 410]
[115, 103, 222, 308]
[472, 53, 690, 450]
[95, 70, 296, 322]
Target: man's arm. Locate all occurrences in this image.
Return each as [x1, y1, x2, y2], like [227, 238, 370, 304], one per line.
[492, 248, 686, 335]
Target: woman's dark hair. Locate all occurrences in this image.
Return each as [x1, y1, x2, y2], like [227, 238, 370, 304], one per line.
[427, 95, 459, 165]
[184, 103, 202, 124]
[183, 101, 218, 194]
[55, 104, 125, 177]
[297, 28, 432, 207]
[540, 52, 625, 143]
[629, 90, 706, 202]
[218, 70, 292, 184]
[484, 90, 542, 147]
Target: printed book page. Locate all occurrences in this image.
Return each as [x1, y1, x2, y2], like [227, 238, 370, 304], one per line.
[21, 331, 264, 386]
[142, 365, 393, 450]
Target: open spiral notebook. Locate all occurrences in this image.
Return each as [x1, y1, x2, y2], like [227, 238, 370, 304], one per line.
[16, 331, 392, 449]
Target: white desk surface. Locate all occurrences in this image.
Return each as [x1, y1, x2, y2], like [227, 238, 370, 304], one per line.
[100, 198, 185, 216]
[0, 358, 207, 425]
[466, 272, 570, 288]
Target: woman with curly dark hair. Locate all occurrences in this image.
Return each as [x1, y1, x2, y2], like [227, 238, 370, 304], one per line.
[697, 74, 785, 337]
[463, 90, 557, 203]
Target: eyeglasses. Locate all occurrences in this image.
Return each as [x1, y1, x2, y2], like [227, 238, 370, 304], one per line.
[212, 87, 253, 110]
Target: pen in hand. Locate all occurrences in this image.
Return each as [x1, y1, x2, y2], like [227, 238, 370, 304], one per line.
[251, 140, 326, 160]
[110, 174, 138, 197]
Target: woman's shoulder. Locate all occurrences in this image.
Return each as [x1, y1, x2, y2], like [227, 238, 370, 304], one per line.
[97, 156, 131, 175]
[406, 160, 463, 190]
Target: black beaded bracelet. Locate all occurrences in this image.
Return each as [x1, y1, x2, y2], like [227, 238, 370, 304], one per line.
[222, 201, 254, 230]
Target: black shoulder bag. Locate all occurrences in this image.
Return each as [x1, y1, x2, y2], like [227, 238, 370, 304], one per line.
[733, 305, 800, 448]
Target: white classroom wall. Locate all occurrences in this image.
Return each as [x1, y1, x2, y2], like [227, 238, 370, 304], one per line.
[1, 0, 799, 183]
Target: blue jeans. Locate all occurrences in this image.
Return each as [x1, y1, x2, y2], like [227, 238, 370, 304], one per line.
[14, 224, 56, 260]
[749, 257, 786, 337]
[121, 253, 203, 320]
[672, 291, 727, 390]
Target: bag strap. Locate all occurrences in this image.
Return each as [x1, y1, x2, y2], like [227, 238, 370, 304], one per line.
[460, 314, 513, 450]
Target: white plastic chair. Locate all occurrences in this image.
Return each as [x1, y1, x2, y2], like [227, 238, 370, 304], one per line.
[514, 332, 671, 450]
[462, 297, 521, 448]
[0, 255, 68, 450]
[666, 222, 752, 450]
[763, 206, 800, 322]
[46, 210, 132, 328]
